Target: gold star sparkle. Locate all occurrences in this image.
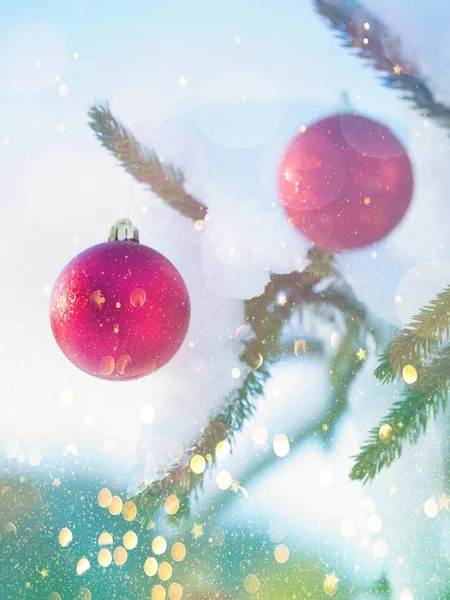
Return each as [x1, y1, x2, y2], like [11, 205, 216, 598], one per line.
[322, 423, 329, 432]
[191, 523, 204, 539]
[52, 478, 61, 487]
[393, 64, 402, 75]
[364, 197, 371, 205]
[38, 568, 49, 578]
[356, 348, 367, 361]
[230, 480, 240, 493]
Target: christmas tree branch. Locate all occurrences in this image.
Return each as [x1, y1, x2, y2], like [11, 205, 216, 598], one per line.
[88, 103, 208, 222]
[133, 267, 324, 522]
[133, 255, 385, 522]
[199, 312, 373, 524]
[315, 0, 450, 128]
[375, 285, 450, 384]
[351, 345, 450, 483]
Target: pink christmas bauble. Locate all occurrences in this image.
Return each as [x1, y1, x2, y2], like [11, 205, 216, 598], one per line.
[50, 238, 190, 380]
[278, 113, 413, 251]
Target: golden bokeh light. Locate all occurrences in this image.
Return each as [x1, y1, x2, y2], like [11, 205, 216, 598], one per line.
[373, 538, 388, 558]
[108, 495, 123, 516]
[216, 470, 232, 490]
[273, 434, 290, 457]
[98, 548, 112, 567]
[368, 515, 382, 534]
[340, 519, 355, 539]
[402, 364, 418, 384]
[4, 522, 17, 534]
[122, 501, 137, 522]
[190, 454, 206, 474]
[152, 536, 167, 555]
[294, 340, 307, 356]
[158, 561, 173, 581]
[274, 544, 289, 563]
[244, 574, 260, 594]
[152, 585, 166, 600]
[424, 498, 439, 518]
[323, 572, 339, 596]
[98, 532, 113, 546]
[168, 582, 183, 600]
[113, 546, 128, 566]
[171, 542, 186, 562]
[76, 558, 90, 576]
[215, 439, 231, 459]
[252, 425, 268, 445]
[231, 367, 241, 379]
[144, 557, 158, 577]
[58, 527, 73, 547]
[123, 531, 138, 550]
[164, 495, 180, 515]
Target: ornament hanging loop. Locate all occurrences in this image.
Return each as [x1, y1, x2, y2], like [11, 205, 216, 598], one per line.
[108, 218, 139, 242]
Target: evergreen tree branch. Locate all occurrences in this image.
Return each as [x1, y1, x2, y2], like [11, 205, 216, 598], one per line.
[88, 103, 208, 222]
[132, 268, 324, 523]
[374, 285, 450, 383]
[315, 0, 450, 128]
[199, 310, 374, 524]
[351, 345, 450, 483]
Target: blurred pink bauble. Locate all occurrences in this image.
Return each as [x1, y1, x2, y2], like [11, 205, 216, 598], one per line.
[50, 225, 190, 380]
[279, 113, 413, 251]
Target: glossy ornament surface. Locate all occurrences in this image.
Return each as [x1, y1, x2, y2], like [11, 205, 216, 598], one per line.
[279, 113, 413, 251]
[50, 220, 190, 380]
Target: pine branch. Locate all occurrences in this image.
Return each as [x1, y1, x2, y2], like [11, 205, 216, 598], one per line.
[351, 345, 450, 483]
[315, 0, 450, 128]
[200, 309, 376, 524]
[132, 268, 324, 522]
[374, 285, 450, 383]
[88, 103, 208, 222]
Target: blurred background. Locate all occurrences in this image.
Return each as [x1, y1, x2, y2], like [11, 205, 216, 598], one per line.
[1, 0, 450, 598]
